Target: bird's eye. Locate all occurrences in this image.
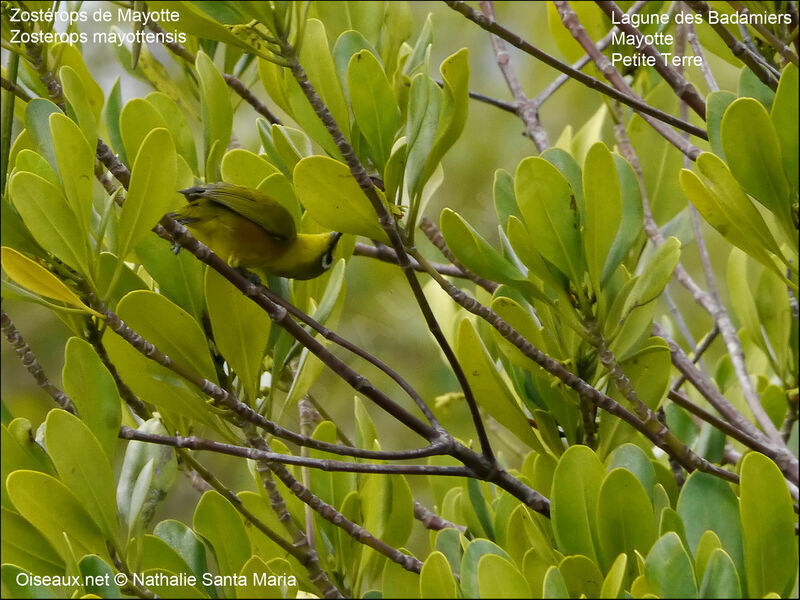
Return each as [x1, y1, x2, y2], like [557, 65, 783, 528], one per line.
[321, 252, 334, 270]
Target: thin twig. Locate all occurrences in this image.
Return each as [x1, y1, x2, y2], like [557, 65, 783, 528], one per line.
[1, 307, 74, 412]
[613, 120, 786, 448]
[480, 0, 550, 150]
[596, 1, 707, 118]
[671, 325, 719, 391]
[687, 22, 720, 91]
[656, 323, 799, 484]
[95, 137, 551, 518]
[276, 31, 496, 464]
[728, 1, 799, 66]
[145, 20, 282, 124]
[685, 0, 779, 89]
[411, 250, 741, 485]
[532, 0, 649, 107]
[353, 241, 469, 279]
[444, 0, 708, 141]
[553, 1, 703, 161]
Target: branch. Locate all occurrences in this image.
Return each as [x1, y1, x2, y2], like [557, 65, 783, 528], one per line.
[587, 321, 738, 483]
[145, 20, 282, 124]
[122, 427, 470, 475]
[687, 22, 720, 92]
[411, 250, 740, 485]
[685, 0, 779, 89]
[276, 33, 495, 464]
[612, 121, 787, 448]
[728, 1, 799, 66]
[353, 241, 470, 279]
[597, 0, 707, 119]
[656, 323, 799, 484]
[1, 307, 74, 412]
[444, 0, 708, 141]
[553, 0, 703, 161]
[95, 138, 550, 518]
[532, 0, 649, 108]
[479, 0, 550, 151]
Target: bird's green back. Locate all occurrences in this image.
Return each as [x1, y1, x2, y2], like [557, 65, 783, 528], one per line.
[183, 182, 297, 241]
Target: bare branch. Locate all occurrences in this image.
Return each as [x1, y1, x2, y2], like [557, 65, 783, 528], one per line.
[444, 0, 708, 141]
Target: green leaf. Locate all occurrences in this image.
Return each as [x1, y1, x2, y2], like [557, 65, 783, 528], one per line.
[6, 470, 108, 561]
[460, 539, 513, 598]
[8, 172, 91, 276]
[515, 157, 584, 283]
[106, 78, 128, 167]
[677, 471, 744, 577]
[706, 91, 737, 159]
[695, 530, 723, 582]
[154, 519, 211, 588]
[623, 237, 681, 315]
[62, 337, 121, 462]
[80, 555, 120, 598]
[627, 111, 684, 225]
[348, 50, 399, 172]
[583, 143, 622, 291]
[60, 65, 97, 151]
[682, 154, 783, 274]
[542, 565, 570, 599]
[134, 232, 205, 321]
[739, 452, 797, 598]
[49, 42, 105, 118]
[606, 443, 656, 502]
[425, 48, 469, 185]
[456, 318, 543, 450]
[117, 419, 177, 536]
[597, 468, 656, 575]
[698, 549, 742, 599]
[559, 554, 603, 599]
[24, 98, 61, 172]
[194, 491, 251, 590]
[1, 564, 57, 598]
[300, 18, 350, 139]
[721, 98, 790, 219]
[116, 128, 177, 261]
[220, 148, 279, 189]
[205, 267, 270, 402]
[551, 445, 604, 563]
[294, 155, 389, 242]
[405, 73, 442, 202]
[13, 149, 59, 188]
[361, 471, 414, 550]
[600, 553, 628, 599]
[333, 30, 377, 102]
[0, 507, 64, 576]
[479, 554, 532, 598]
[146, 91, 198, 174]
[382, 550, 420, 599]
[603, 154, 643, 284]
[770, 64, 798, 193]
[116, 290, 218, 385]
[119, 97, 169, 165]
[196, 50, 232, 181]
[1, 247, 97, 315]
[440, 209, 529, 289]
[49, 112, 93, 244]
[645, 532, 697, 598]
[419, 551, 457, 598]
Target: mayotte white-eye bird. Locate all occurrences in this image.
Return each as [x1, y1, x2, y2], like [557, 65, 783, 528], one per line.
[174, 182, 342, 280]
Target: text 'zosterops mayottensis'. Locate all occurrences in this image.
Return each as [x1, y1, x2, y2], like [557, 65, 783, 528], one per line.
[174, 182, 342, 280]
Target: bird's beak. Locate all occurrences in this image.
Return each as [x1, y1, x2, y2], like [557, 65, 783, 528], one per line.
[331, 232, 344, 246]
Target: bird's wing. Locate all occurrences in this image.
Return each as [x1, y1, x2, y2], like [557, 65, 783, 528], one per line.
[197, 183, 297, 242]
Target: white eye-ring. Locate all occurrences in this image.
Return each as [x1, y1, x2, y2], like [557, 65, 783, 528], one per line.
[321, 252, 333, 269]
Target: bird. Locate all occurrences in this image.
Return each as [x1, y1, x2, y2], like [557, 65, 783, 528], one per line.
[173, 182, 342, 280]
